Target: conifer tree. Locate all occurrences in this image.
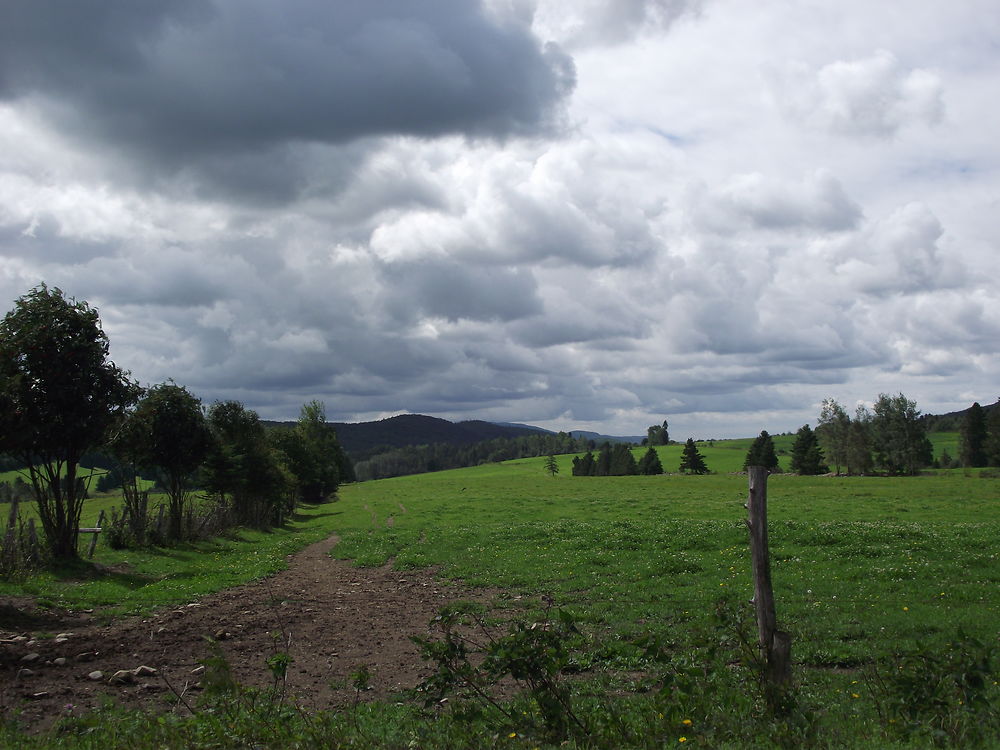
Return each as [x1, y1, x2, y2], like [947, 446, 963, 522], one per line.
[638, 446, 664, 475]
[959, 402, 988, 468]
[679, 438, 709, 474]
[789, 424, 827, 475]
[743, 430, 779, 472]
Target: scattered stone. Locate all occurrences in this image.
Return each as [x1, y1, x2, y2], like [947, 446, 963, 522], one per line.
[76, 652, 97, 662]
[109, 669, 136, 685]
[29, 692, 50, 700]
[213, 629, 230, 640]
[20, 652, 40, 663]
[17, 668, 35, 680]
[56, 632, 73, 640]
[53, 658, 67, 666]
[87, 670, 104, 681]
[133, 665, 157, 677]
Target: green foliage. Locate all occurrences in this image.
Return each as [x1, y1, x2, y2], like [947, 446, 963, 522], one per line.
[637, 446, 664, 475]
[986, 399, 1000, 466]
[646, 419, 669, 446]
[0, 285, 140, 559]
[743, 430, 780, 472]
[413, 603, 587, 744]
[789, 424, 828, 475]
[129, 383, 212, 540]
[817, 398, 851, 474]
[868, 632, 999, 746]
[272, 401, 347, 504]
[959, 401, 988, 468]
[871, 393, 934, 475]
[679, 438, 708, 474]
[543, 454, 559, 477]
[203, 400, 294, 528]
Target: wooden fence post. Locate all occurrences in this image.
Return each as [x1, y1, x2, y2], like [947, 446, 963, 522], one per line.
[87, 509, 105, 558]
[746, 466, 792, 689]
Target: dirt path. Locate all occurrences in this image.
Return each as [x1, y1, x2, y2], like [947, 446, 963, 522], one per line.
[1, 535, 494, 729]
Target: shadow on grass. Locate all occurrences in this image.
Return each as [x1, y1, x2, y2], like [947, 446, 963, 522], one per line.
[49, 559, 157, 589]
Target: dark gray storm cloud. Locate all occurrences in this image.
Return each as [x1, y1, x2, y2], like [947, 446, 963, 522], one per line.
[382, 259, 542, 323]
[0, 0, 574, 196]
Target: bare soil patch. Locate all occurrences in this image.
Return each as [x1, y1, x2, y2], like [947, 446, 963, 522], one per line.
[1, 535, 495, 730]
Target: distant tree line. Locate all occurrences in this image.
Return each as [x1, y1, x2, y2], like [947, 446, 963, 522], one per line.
[0, 285, 351, 563]
[354, 431, 594, 481]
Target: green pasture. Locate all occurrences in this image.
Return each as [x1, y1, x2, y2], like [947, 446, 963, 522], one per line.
[3, 439, 999, 747]
[333, 446, 1000, 664]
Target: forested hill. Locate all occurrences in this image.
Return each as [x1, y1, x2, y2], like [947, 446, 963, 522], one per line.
[921, 400, 998, 433]
[266, 414, 545, 461]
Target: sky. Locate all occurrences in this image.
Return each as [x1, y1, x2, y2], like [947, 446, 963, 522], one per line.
[1, 0, 998, 439]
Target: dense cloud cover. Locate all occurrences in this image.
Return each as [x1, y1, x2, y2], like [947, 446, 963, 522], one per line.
[1, 0, 998, 438]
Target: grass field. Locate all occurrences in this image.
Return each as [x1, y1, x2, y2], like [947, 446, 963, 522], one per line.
[3, 439, 999, 747]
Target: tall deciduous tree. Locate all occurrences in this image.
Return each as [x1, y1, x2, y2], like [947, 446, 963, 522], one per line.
[817, 399, 850, 474]
[274, 401, 349, 504]
[679, 438, 709, 474]
[870, 393, 933, 476]
[0, 285, 139, 560]
[203, 400, 294, 528]
[131, 383, 212, 540]
[959, 401, 988, 468]
[646, 420, 669, 446]
[789, 424, 827, 475]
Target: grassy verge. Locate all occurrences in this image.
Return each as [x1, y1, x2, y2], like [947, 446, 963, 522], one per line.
[0, 501, 344, 618]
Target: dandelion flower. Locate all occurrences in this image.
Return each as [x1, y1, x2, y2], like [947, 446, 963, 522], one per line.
[682, 719, 692, 726]
[679, 738, 687, 743]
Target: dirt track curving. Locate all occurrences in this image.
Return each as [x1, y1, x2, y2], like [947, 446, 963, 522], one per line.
[0, 535, 494, 730]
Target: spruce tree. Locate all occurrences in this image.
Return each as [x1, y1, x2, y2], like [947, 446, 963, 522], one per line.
[789, 424, 828, 475]
[743, 430, 779, 472]
[959, 402, 988, 468]
[679, 438, 709, 474]
[638, 446, 664, 475]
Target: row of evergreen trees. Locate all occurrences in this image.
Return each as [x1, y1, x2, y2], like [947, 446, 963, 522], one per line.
[571, 439, 711, 476]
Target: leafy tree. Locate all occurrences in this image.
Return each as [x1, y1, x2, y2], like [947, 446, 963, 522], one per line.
[130, 383, 212, 540]
[743, 430, 779, 472]
[959, 402, 988, 468]
[203, 401, 294, 528]
[870, 393, 933, 475]
[637, 446, 664, 475]
[544, 454, 559, 477]
[679, 438, 709, 474]
[273, 401, 348, 504]
[0, 285, 139, 559]
[646, 420, 669, 446]
[789, 424, 827, 475]
[817, 398, 850, 474]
